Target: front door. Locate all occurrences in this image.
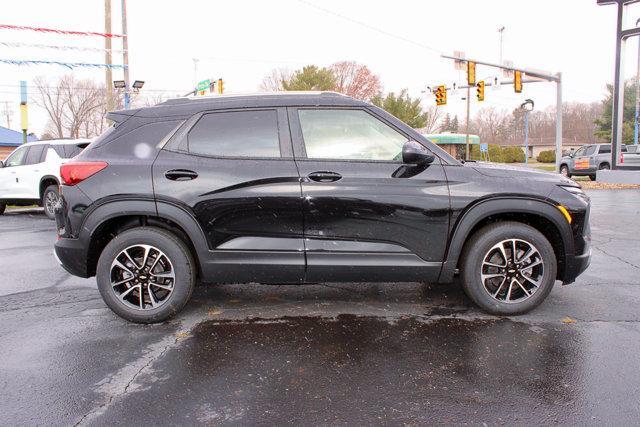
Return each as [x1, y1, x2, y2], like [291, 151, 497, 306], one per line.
[288, 107, 450, 283]
[0, 145, 30, 199]
[153, 108, 305, 284]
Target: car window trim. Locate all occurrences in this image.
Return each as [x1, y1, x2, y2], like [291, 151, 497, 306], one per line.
[288, 106, 417, 164]
[5, 145, 30, 167]
[165, 107, 292, 161]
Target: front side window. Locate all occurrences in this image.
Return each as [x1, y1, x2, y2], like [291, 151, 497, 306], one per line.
[574, 147, 586, 157]
[188, 110, 280, 158]
[4, 146, 28, 167]
[298, 109, 408, 161]
[584, 146, 597, 156]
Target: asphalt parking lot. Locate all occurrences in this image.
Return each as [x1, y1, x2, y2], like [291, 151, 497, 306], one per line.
[1, 189, 639, 425]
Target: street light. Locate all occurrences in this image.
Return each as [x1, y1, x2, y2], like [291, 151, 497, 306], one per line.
[132, 80, 145, 90]
[112, 80, 125, 89]
[520, 99, 535, 164]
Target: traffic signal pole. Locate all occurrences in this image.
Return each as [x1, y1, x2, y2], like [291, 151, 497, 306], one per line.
[465, 87, 471, 160]
[441, 54, 563, 171]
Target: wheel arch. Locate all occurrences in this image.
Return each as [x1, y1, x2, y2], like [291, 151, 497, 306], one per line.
[80, 198, 208, 278]
[39, 175, 59, 200]
[439, 197, 575, 283]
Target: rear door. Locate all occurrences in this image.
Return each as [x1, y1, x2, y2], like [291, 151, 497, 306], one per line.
[153, 107, 305, 284]
[21, 144, 48, 199]
[288, 107, 450, 283]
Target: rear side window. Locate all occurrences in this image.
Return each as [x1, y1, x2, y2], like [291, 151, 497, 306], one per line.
[52, 145, 83, 158]
[598, 145, 611, 154]
[188, 110, 280, 158]
[24, 144, 46, 165]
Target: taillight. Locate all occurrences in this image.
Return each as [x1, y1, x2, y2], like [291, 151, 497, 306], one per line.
[60, 161, 108, 186]
[620, 153, 624, 164]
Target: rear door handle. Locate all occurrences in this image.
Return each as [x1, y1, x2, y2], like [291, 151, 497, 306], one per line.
[308, 171, 342, 183]
[165, 169, 198, 181]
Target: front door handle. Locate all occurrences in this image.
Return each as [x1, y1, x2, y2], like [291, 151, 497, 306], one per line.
[165, 169, 198, 181]
[308, 171, 342, 183]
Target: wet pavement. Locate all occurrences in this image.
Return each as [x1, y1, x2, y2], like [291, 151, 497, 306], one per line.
[1, 190, 639, 425]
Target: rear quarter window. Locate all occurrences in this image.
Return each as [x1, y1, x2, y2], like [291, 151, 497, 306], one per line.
[91, 120, 184, 159]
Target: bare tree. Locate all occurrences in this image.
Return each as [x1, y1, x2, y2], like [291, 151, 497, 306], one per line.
[420, 106, 443, 133]
[33, 75, 107, 139]
[259, 68, 292, 91]
[330, 61, 382, 100]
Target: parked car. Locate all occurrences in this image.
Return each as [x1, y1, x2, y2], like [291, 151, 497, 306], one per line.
[54, 92, 591, 323]
[0, 139, 89, 219]
[559, 143, 625, 180]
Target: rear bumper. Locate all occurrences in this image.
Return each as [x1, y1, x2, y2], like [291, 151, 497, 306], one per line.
[54, 237, 90, 278]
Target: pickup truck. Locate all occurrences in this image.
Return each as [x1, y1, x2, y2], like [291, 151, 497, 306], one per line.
[560, 143, 629, 180]
[623, 144, 640, 165]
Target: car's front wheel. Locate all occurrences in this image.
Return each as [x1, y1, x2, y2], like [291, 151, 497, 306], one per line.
[560, 165, 570, 178]
[0, 202, 5, 215]
[42, 185, 59, 220]
[96, 227, 196, 323]
[460, 222, 557, 315]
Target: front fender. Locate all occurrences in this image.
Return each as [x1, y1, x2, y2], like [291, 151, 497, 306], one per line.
[438, 196, 574, 283]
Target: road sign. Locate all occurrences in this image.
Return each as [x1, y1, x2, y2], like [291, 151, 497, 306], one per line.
[196, 79, 211, 94]
[480, 143, 488, 153]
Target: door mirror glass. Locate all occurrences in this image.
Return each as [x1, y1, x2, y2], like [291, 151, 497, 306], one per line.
[402, 141, 435, 166]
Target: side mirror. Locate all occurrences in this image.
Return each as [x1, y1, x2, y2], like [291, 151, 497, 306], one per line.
[402, 141, 435, 166]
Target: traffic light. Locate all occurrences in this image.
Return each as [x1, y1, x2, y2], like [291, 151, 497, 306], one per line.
[514, 71, 522, 93]
[476, 80, 485, 101]
[467, 61, 476, 86]
[435, 85, 447, 106]
[218, 78, 224, 94]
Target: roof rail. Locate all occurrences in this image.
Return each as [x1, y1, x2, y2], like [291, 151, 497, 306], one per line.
[159, 91, 346, 106]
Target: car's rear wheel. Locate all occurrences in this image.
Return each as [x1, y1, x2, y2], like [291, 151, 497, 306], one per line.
[589, 175, 597, 181]
[42, 185, 59, 220]
[560, 165, 570, 178]
[0, 202, 5, 215]
[460, 222, 557, 315]
[96, 227, 195, 323]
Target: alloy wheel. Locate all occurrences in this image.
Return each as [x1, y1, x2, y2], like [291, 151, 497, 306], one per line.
[480, 239, 544, 303]
[110, 244, 175, 310]
[45, 191, 58, 216]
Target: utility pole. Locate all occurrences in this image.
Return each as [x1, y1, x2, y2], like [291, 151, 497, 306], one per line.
[1, 101, 12, 129]
[498, 26, 505, 65]
[635, 18, 640, 145]
[121, 0, 130, 109]
[104, 0, 113, 112]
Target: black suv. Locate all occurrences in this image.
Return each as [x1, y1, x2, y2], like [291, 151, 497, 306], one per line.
[54, 92, 591, 323]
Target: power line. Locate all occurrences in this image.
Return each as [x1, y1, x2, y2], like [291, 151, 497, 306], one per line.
[295, 0, 443, 55]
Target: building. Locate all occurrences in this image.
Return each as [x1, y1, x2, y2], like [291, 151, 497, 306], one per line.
[0, 126, 38, 160]
[417, 132, 480, 157]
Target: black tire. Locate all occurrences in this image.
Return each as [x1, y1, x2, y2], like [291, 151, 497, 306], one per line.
[589, 175, 597, 181]
[460, 221, 557, 315]
[559, 165, 570, 178]
[599, 163, 610, 170]
[0, 202, 5, 215]
[42, 185, 59, 220]
[96, 227, 195, 323]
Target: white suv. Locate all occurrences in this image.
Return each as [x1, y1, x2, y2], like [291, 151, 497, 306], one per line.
[0, 139, 90, 219]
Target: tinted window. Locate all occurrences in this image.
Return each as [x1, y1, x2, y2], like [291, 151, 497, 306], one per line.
[4, 146, 29, 167]
[298, 109, 408, 161]
[65, 144, 84, 158]
[621, 145, 628, 152]
[188, 110, 280, 158]
[24, 144, 46, 165]
[584, 146, 597, 156]
[598, 145, 611, 154]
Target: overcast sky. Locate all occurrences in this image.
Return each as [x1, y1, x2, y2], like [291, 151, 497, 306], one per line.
[2, 0, 640, 135]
